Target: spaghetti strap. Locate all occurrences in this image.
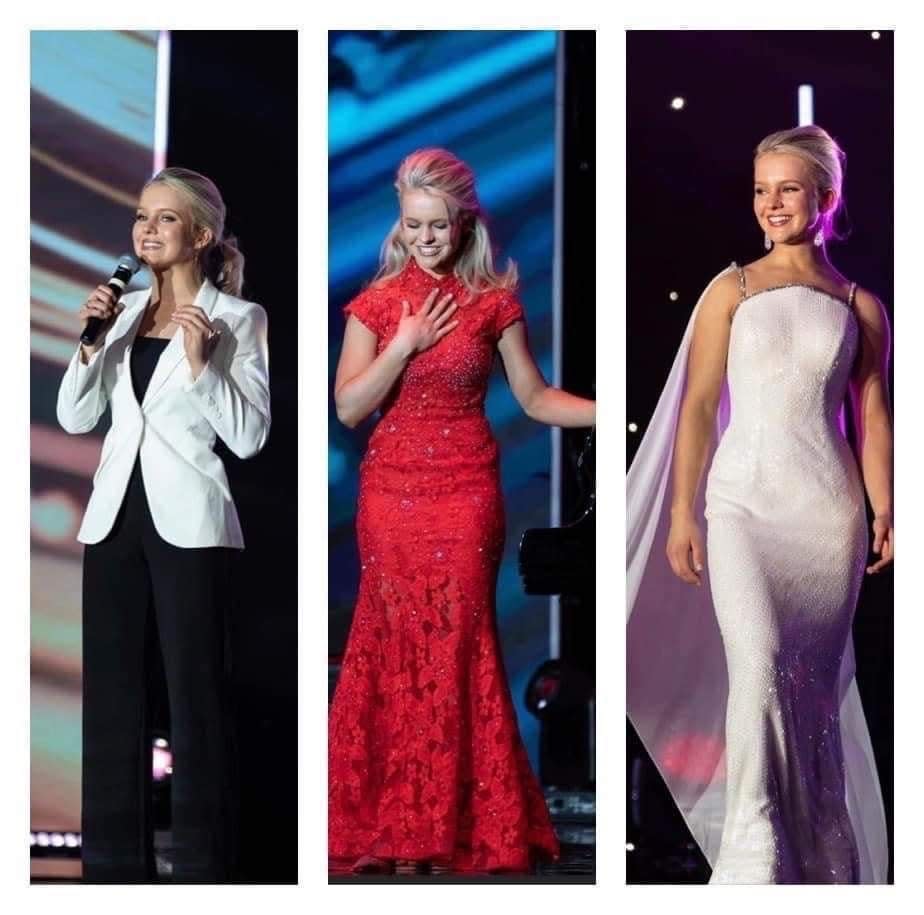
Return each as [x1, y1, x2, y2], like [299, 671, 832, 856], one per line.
[730, 261, 747, 298]
[848, 281, 858, 308]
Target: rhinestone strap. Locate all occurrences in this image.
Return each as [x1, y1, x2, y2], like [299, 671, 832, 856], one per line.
[730, 261, 747, 298]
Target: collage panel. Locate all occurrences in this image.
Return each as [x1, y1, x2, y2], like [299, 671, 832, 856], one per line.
[30, 30, 298, 884]
[328, 29, 596, 882]
[626, 28, 893, 886]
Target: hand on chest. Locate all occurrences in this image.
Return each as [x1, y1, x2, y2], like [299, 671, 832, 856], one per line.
[380, 293, 498, 390]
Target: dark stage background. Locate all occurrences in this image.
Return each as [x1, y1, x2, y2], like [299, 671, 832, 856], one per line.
[29, 29, 297, 883]
[625, 30, 894, 884]
[167, 30, 298, 884]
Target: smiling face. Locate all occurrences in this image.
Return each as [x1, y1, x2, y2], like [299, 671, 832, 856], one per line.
[132, 183, 210, 271]
[753, 152, 834, 246]
[399, 188, 461, 276]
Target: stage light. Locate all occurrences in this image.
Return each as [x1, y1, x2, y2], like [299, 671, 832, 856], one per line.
[329, 446, 348, 485]
[661, 733, 726, 782]
[31, 490, 80, 542]
[871, 31, 881, 40]
[628, 423, 638, 433]
[798, 84, 814, 126]
[669, 291, 679, 301]
[626, 842, 636, 851]
[154, 31, 171, 172]
[525, 660, 562, 717]
[29, 831, 83, 855]
[153, 738, 173, 781]
[670, 97, 685, 111]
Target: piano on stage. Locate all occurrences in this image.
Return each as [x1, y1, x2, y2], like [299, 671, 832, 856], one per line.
[518, 428, 595, 791]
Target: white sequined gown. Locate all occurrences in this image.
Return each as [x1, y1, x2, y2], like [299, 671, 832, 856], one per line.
[704, 270, 867, 883]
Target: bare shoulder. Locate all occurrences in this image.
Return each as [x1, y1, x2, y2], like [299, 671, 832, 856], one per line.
[740, 256, 768, 274]
[697, 269, 739, 322]
[850, 286, 891, 374]
[739, 255, 774, 285]
[853, 285, 889, 329]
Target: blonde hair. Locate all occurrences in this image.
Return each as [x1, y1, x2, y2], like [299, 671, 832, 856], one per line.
[144, 166, 245, 296]
[374, 148, 517, 293]
[755, 125, 848, 242]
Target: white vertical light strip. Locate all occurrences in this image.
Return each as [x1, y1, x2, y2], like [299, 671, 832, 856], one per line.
[153, 30, 171, 173]
[549, 32, 564, 660]
[798, 83, 814, 126]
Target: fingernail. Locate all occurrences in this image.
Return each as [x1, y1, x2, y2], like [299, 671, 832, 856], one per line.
[695, 563, 703, 572]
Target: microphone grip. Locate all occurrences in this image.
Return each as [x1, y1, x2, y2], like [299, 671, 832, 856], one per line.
[79, 317, 106, 346]
[79, 275, 130, 346]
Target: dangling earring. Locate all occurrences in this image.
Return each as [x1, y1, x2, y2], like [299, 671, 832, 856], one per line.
[764, 233, 773, 251]
[813, 228, 825, 247]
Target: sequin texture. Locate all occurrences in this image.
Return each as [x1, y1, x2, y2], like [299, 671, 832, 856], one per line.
[704, 268, 867, 883]
[329, 258, 559, 873]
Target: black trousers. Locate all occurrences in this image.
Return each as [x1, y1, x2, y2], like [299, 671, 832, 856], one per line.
[81, 461, 238, 883]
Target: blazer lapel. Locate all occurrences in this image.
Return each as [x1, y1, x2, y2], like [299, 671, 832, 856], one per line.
[107, 291, 149, 351]
[141, 279, 221, 409]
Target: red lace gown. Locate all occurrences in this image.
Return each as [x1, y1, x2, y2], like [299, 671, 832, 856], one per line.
[329, 258, 560, 873]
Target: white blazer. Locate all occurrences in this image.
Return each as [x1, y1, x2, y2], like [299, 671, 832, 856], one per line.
[56, 278, 270, 548]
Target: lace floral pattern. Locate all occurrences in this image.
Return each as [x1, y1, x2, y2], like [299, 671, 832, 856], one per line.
[330, 260, 559, 872]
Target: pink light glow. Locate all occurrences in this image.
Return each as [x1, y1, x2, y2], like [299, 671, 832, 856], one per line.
[152, 746, 173, 781]
[660, 733, 726, 785]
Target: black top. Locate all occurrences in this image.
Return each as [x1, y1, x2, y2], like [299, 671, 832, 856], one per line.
[130, 335, 170, 403]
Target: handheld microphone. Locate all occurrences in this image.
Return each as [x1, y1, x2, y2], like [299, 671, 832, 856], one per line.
[80, 254, 142, 346]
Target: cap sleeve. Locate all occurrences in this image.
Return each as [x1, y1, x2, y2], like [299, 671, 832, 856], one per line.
[342, 287, 382, 336]
[495, 292, 525, 340]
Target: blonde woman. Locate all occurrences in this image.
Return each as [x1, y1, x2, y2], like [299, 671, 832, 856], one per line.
[627, 126, 892, 883]
[57, 167, 270, 882]
[329, 148, 595, 874]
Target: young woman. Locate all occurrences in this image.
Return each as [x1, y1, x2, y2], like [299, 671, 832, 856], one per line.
[329, 148, 595, 874]
[57, 167, 270, 882]
[627, 125, 891, 883]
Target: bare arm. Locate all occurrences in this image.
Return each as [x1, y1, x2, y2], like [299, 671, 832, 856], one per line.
[849, 287, 893, 573]
[334, 317, 411, 428]
[669, 274, 736, 515]
[496, 321, 595, 427]
[334, 288, 458, 428]
[666, 272, 737, 584]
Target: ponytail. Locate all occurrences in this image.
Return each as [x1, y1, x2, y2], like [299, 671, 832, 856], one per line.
[203, 233, 245, 296]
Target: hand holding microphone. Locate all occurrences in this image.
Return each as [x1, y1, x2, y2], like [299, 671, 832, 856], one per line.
[78, 286, 122, 360]
[79, 254, 141, 360]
